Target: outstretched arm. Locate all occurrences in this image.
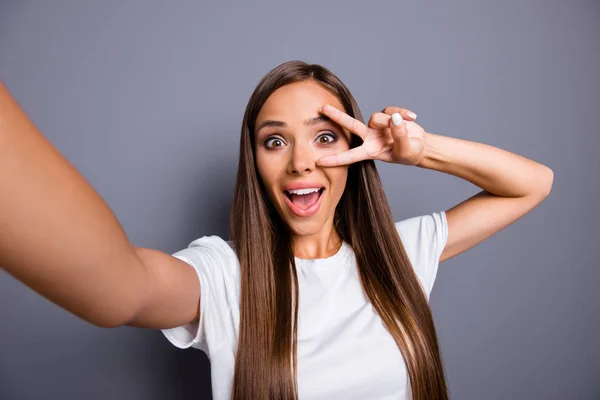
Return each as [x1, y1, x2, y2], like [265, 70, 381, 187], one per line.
[0, 81, 200, 329]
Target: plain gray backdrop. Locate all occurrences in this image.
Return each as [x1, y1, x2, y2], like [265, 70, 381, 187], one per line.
[0, 1, 598, 399]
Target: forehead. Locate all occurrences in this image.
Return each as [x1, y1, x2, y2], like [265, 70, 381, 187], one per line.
[256, 81, 345, 126]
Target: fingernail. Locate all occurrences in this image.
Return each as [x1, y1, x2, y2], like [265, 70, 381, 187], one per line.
[392, 113, 403, 126]
[408, 111, 417, 120]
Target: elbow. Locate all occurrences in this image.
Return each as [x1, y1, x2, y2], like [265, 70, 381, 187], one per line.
[529, 166, 553, 203]
[540, 166, 554, 198]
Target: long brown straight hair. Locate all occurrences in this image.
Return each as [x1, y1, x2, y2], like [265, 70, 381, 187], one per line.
[229, 60, 448, 399]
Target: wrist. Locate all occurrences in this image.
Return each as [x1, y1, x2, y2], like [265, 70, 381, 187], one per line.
[416, 132, 449, 170]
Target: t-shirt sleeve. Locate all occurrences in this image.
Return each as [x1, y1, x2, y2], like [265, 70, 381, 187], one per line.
[161, 235, 239, 352]
[395, 211, 448, 300]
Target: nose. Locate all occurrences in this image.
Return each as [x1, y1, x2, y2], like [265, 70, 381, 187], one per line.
[287, 141, 316, 175]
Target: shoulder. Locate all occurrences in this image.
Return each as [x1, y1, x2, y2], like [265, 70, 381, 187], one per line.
[395, 211, 448, 246]
[184, 235, 236, 255]
[394, 210, 448, 263]
[162, 236, 240, 351]
[394, 211, 449, 298]
[172, 235, 240, 280]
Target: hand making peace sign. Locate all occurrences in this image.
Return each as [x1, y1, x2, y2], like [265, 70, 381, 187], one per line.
[317, 104, 426, 167]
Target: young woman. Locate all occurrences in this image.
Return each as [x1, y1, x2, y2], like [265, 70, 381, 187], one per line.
[0, 60, 553, 400]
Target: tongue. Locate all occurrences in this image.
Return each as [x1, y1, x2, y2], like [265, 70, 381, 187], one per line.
[290, 191, 320, 209]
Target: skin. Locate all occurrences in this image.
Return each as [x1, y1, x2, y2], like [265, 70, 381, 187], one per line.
[316, 102, 553, 265]
[253, 78, 554, 266]
[0, 74, 553, 330]
[254, 81, 353, 259]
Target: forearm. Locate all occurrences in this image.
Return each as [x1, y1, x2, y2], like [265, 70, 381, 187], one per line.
[417, 132, 554, 197]
[0, 82, 147, 327]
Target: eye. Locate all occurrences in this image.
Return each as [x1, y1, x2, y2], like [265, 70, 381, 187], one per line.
[317, 132, 337, 144]
[264, 136, 286, 149]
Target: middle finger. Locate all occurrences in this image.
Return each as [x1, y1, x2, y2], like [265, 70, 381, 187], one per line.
[368, 112, 392, 129]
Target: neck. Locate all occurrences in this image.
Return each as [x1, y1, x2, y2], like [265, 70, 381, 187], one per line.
[291, 221, 342, 260]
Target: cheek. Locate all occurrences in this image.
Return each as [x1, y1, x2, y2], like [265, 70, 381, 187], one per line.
[255, 150, 284, 197]
[255, 158, 268, 185]
[327, 168, 349, 201]
[256, 150, 274, 182]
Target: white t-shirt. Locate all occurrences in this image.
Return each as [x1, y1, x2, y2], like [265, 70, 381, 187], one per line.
[162, 211, 448, 400]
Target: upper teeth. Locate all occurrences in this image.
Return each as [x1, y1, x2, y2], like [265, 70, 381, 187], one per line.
[287, 188, 321, 195]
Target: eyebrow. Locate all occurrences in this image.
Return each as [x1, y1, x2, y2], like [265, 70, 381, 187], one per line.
[255, 115, 333, 134]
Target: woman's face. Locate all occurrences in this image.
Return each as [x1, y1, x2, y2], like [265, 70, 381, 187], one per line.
[254, 80, 351, 238]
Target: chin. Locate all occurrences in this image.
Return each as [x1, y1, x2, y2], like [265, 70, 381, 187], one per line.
[285, 219, 326, 237]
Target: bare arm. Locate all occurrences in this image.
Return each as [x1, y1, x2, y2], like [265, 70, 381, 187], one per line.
[416, 132, 553, 263]
[0, 81, 199, 328]
[314, 105, 553, 264]
[128, 246, 200, 329]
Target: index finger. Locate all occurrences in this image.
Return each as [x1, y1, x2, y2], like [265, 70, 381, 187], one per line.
[320, 104, 369, 139]
[317, 146, 370, 167]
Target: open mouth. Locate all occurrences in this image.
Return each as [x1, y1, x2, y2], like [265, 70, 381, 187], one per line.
[283, 187, 325, 217]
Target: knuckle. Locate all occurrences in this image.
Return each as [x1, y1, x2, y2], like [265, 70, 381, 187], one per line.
[383, 106, 402, 115]
[367, 115, 375, 128]
[376, 113, 388, 125]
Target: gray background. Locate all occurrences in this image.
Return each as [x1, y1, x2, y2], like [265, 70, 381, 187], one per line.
[0, 1, 598, 399]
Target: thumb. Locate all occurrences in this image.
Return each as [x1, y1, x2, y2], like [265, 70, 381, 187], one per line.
[389, 113, 411, 156]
